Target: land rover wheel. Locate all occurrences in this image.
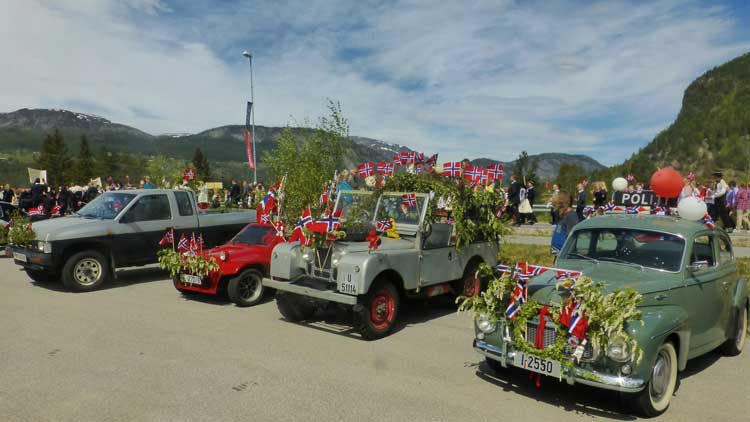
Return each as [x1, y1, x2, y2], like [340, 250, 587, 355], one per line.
[228, 269, 265, 307]
[456, 262, 481, 297]
[354, 280, 400, 340]
[722, 303, 748, 356]
[62, 250, 110, 292]
[276, 293, 316, 321]
[631, 341, 678, 417]
[25, 269, 56, 283]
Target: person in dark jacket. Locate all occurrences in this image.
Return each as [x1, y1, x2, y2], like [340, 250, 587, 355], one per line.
[1, 184, 14, 203]
[525, 180, 537, 224]
[507, 174, 522, 225]
[551, 191, 579, 253]
[31, 178, 46, 207]
[575, 183, 586, 220]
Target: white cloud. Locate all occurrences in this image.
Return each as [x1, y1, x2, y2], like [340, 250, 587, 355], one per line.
[1, 0, 748, 166]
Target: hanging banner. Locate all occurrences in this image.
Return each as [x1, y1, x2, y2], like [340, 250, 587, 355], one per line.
[183, 168, 195, 181]
[27, 168, 47, 184]
[245, 101, 255, 170]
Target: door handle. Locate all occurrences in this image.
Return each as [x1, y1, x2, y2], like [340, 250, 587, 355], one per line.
[654, 293, 668, 301]
[448, 251, 453, 260]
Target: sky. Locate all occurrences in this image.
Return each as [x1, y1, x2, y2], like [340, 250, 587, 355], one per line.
[1, 0, 749, 166]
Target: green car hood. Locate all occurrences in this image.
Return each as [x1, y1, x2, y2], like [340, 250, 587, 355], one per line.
[527, 260, 675, 306]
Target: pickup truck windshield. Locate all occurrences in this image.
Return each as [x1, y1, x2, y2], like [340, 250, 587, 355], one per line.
[231, 225, 276, 245]
[562, 228, 685, 272]
[334, 191, 375, 224]
[77, 192, 136, 219]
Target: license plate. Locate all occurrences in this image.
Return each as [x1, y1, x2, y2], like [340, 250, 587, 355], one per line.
[13, 252, 27, 263]
[338, 274, 357, 295]
[512, 352, 561, 378]
[180, 274, 203, 285]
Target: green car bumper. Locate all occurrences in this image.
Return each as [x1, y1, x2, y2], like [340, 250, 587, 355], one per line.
[473, 339, 646, 393]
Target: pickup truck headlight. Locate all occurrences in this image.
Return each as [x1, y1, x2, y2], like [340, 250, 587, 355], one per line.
[606, 337, 631, 362]
[476, 313, 496, 334]
[301, 251, 314, 263]
[36, 241, 52, 254]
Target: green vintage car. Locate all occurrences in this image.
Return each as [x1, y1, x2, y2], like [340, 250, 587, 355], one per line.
[473, 215, 749, 417]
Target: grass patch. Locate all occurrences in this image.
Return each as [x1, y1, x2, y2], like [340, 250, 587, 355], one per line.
[499, 243, 555, 267]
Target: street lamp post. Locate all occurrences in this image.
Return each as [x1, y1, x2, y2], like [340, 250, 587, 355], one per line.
[242, 50, 257, 184]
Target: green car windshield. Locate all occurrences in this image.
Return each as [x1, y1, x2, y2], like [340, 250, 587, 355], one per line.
[562, 228, 685, 272]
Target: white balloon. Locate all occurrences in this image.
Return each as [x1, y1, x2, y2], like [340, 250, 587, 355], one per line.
[677, 196, 708, 221]
[612, 177, 628, 192]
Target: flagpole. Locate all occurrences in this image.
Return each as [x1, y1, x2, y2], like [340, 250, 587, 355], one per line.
[243, 50, 257, 184]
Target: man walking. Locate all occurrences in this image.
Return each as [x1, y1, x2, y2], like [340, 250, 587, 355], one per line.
[576, 183, 586, 221]
[713, 172, 734, 231]
[507, 174, 522, 226]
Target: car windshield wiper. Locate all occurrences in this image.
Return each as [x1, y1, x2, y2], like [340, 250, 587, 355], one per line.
[597, 256, 644, 270]
[566, 252, 598, 263]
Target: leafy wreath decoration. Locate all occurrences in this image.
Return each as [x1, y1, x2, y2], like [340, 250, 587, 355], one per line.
[157, 249, 220, 279]
[510, 300, 570, 364]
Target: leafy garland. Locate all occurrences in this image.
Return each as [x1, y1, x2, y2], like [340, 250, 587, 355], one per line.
[363, 173, 510, 248]
[302, 228, 346, 250]
[458, 265, 644, 363]
[157, 249, 220, 279]
[7, 214, 36, 248]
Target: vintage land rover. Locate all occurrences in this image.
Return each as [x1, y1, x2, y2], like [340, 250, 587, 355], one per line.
[263, 190, 499, 339]
[473, 215, 749, 417]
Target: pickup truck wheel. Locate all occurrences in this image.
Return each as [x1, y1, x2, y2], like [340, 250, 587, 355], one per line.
[631, 341, 678, 417]
[25, 269, 56, 283]
[722, 303, 748, 356]
[276, 293, 316, 321]
[227, 269, 265, 307]
[354, 280, 400, 340]
[62, 250, 110, 292]
[456, 262, 481, 298]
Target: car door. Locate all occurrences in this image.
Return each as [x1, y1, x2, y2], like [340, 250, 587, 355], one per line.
[172, 190, 200, 245]
[716, 233, 739, 340]
[420, 222, 463, 286]
[681, 233, 725, 349]
[118, 193, 174, 264]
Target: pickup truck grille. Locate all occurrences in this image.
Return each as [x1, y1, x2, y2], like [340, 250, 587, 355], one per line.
[525, 321, 595, 360]
[309, 247, 336, 279]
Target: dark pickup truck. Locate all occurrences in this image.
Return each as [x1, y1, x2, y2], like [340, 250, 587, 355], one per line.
[11, 189, 254, 292]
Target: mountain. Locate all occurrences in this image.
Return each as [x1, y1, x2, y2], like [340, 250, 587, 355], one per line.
[616, 52, 750, 180]
[472, 153, 606, 181]
[0, 107, 604, 185]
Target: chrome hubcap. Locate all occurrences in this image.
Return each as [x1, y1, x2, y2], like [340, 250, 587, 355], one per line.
[650, 351, 671, 400]
[74, 258, 102, 286]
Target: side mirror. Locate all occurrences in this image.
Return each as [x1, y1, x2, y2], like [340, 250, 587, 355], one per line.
[688, 260, 709, 272]
[119, 213, 133, 224]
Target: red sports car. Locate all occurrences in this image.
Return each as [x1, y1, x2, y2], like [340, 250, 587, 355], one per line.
[174, 223, 284, 306]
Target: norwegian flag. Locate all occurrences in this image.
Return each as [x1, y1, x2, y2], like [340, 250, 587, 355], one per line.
[555, 270, 581, 281]
[413, 165, 424, 175]
[463, 165, 483, 182]
[400, 151, 416, 164]
[486, 164, 504, 180]
[310, 209, 343, 233]
[377, 162, 394, 176]
[425, 154, 438, 166]
[393, 154, 403, 167]
[495, 264, 512, 274]
[626, 206, 646, 215]
[568, 309, 589, 340]
[583, 206, 596, 217]
[505, 279, 528, 319]
[652, 206, 666, 216]
[358, 162, 375, 178]
[177, 234, 190, 253]
[27, 204, 45, 216]
[158, 229, 174, 246]
[480, 170, 490, 185]
[290, 208, 313, 244]
[402, 193, 417, 207]
[296, 208, 314, 229]
[376, 219, 393, 232]
[604, 201, 616, 211]
[513, 262, 548, 281]
[319, 192, 329, 206]
[260, 190, 277, 213]
[50, 205, 62, 216]
[442, 162, 462, 178]
[415, 152, 425, 163]
[260, 213, 272, 224]
[182, 168, 195, 181]
[703, 214, 715, 228]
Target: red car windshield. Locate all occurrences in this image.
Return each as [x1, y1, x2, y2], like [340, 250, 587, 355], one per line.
[231, 225, 276, 245]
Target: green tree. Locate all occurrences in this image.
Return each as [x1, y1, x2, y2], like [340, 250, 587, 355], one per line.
[146, 155, 184, 188]
[512, 150, 538, 184]
[263, 100, 348, 220]
[97, 146, 118, 178]
[73, 134, 95, 184]
[556, 163, 588, 195]
[36, 129, 71, 186]
[192, 147, 211, 181]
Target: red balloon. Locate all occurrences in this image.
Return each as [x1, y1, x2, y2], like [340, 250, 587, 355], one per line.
[650, 167, 684, 198]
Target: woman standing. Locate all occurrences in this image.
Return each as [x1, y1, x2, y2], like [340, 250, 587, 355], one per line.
[551, 191, 579, 253]
[592, 181, 607, 208]
[736, 183, 750, 232]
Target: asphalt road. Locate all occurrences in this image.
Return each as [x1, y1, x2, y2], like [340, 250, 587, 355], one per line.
[0, 258, 748, 422]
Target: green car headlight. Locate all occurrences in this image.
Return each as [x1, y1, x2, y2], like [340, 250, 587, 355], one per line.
[476, 313, 496, 334]
[607, 337, 631, 362]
